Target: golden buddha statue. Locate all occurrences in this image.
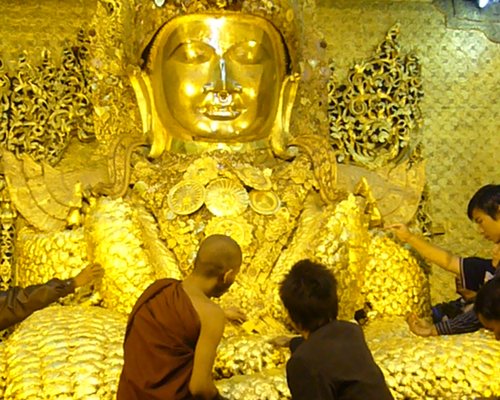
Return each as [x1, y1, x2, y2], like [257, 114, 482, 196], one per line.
[78, 2, 428, 327]
[0, 1, 498, 399]
[141, 13, 291, 153]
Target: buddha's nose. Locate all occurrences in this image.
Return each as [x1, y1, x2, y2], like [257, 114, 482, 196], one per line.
[203, 57, 241, 95]
[218, 58, 228, 90]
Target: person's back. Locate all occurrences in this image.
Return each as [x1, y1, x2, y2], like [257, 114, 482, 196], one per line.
[287, 320, 392, 400]
[117, 279, 201, 399]
[280, 260, 393, 400]
[117, 234, 242, 400]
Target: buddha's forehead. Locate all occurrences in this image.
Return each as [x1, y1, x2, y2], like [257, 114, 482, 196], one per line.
[153, 14, 285, 57]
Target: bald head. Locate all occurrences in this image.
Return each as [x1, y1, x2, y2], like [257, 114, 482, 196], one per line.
[193, 235, 242, 278]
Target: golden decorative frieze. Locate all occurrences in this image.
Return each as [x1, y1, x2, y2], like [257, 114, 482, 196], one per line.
[328, 24, 423, 170]
[0, 46, 94, 166]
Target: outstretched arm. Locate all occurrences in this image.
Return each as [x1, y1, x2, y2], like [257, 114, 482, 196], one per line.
[189, 302, 226, 400]
[0, 263, 103, 331]
[0, 278, 74, 330]
[387, 224, 460, 275]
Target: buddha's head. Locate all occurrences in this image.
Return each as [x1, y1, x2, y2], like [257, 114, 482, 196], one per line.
[128, 1, 306, 157]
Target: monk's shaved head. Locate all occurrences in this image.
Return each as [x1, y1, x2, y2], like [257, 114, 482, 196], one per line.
[193, 235, 242, 277]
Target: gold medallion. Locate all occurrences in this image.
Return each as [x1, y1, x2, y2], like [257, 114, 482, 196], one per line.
[205, 178, 249, 217]
[249, 190, 280, 215]
[166, 180, 206, 215]
[234, 163, 272, 191]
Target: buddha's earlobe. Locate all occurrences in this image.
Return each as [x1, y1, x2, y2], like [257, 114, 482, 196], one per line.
[129, 69, 168, 158]
[270, 73, 300, 159]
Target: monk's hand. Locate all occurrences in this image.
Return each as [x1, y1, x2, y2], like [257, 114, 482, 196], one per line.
[73, 263, 104, 288]
[406, 313, 437, 337]
[267, 335, 293, 347]
[224, 307, 247, 323]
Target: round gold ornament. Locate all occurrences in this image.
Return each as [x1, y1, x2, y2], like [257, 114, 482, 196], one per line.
[166, 180, 206, 215]
[234, 164, 272, 191]
[249, 190, 281, 215]
[205, 178, 249, 217]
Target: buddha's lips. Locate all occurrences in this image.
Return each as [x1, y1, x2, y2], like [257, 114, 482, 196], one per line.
[200, 106, 242, 120]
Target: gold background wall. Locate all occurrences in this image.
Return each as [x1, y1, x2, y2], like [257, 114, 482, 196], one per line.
[0, 0, 95, 68]
[0, 0, 498, 302]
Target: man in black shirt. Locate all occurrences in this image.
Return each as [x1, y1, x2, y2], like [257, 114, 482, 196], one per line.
[279, 259, 393, 400]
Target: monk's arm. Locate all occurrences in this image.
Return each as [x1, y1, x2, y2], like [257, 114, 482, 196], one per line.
[189, 302, 225, 400]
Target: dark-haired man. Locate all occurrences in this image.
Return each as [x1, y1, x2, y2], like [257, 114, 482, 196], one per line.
[117, 234, 242, 400]
[389, 184, 500, 336]
[475, 278, 500, 340]
[279, 259, 393, 400]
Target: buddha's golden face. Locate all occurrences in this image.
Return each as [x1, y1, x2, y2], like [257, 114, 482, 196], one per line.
[149, 14, 287, 144]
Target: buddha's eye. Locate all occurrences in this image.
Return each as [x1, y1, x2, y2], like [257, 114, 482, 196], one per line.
[226, 41, 269, 64]
[170, 42, 214, 64]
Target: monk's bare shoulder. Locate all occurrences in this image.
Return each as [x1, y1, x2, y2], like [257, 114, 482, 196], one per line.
[196, 298, 225, 326]
[182, 286, 225, 327]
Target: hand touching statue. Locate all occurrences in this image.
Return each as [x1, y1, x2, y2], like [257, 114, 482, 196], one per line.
[73, 263, 104, 288]
[224, 307, 247, 324]
[386, 223, 413, 242]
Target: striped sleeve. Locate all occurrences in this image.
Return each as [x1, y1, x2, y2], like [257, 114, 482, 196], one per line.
[434, 309, 482, 335]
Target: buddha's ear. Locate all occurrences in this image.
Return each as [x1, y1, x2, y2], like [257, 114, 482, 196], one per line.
[129, 68, 167, 158]
[270, 73, 300, 159]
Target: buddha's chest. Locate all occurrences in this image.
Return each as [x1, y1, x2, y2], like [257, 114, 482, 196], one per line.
[130, 152, 316, 277]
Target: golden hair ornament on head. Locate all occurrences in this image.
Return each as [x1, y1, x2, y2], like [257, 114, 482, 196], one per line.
[128, 0, 302, 71]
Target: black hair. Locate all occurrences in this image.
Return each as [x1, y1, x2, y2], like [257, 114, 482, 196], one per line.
[279, 259, 338, 333]
[474, 278, 500, 321]
[467, 184, 500, 220]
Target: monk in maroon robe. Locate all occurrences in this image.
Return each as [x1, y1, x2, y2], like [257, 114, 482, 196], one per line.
[117, 234, 242, 400]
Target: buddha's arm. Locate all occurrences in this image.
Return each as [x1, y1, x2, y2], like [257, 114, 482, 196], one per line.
[272, 193, 326, 275]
